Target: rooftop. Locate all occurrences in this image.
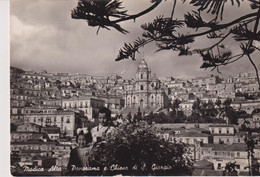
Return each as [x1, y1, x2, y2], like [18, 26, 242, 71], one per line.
[209, 124, 234, 128]
[12, 131, 44, 134]
[202, 143, 247, 152]
[174, 132, 209, 137]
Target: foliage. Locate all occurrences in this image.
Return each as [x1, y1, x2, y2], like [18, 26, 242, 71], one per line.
[223, 161, 238, 176]
[88, 121, 193, 175]
[71, 0, 162, 34]
[192, 98, 218, 118]
[72, 0, 260, 88]
[244, 129, 259, 175]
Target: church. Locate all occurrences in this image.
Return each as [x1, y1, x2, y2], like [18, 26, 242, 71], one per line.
[124, 58, 168, 111]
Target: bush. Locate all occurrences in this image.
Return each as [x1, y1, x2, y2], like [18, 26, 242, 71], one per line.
[88, 121, 193, 176]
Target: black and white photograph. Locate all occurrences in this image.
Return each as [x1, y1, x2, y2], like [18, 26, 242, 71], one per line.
[10, 0, 260, 176]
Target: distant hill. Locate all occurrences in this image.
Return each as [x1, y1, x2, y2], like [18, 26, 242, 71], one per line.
[10, 66, 24, 77]
[10, 66, 24, 73]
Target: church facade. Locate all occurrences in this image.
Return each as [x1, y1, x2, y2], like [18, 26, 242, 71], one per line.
[124, 58, 168, 110]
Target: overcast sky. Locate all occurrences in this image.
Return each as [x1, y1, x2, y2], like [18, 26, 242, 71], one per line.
[10, 0, 260, 79]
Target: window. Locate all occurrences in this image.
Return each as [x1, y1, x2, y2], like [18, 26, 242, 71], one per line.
[140, 85, 144, 90]
[231, 152, 234, 157]
[217, 163, 221, 169]
[237, 152, 240, 157]
[141, 74, 143, 79]
[219, 129, 222, 134]
[238, 138, 240, 143]
[215, 151, 217, 156]
[227, 129, 229, 134]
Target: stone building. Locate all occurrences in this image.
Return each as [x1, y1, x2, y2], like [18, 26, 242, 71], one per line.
[124, 58, 168, 110]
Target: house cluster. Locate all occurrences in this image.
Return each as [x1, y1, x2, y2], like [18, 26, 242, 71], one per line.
[155, 123, 260, 175]
[10, 60, 260, 175]
[163, 72, 260, 116]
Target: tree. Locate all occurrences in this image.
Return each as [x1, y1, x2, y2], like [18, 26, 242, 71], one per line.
[171, 99, 181, 117]
[223, 161, 238, 176]
[215, 97, 222, 108]
[192, 97, 201, 115]
[88, 121, 193, 175]
[221, 98, 239, 124]
[127, 111, 132, 122]
[71, 0, 260, 88]
[244, 130, 258, 176]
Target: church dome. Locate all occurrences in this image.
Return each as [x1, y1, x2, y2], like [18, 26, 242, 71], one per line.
[151, 73, 159, 81]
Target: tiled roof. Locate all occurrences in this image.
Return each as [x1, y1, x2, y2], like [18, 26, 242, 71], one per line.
[209, 124, 235, 128]
[202, 143, 247, 151]
[11, 139, 57, 145]
[12, 131, 44, 134]
[194, 159, 213, 169]
[20, 150, 48, 153]
[212, 134, 235, 136]
[176, 132, 209, 137]
[44, 129, 60, 134]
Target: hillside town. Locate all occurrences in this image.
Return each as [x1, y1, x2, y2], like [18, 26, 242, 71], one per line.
[10, 58, 260, 175]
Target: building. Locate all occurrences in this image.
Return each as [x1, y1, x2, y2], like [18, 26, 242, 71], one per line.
[231, 100, 260, 114]
[207, 83, 235, 99]
[102, 96, 125, 113]
[16, 122, 41, 132]
[192, 75, 221, 87]
[200, 143, 249, 174]
[61, 96, 105, 120]
[41, 127, 61, 140]
[24, 110, 81, 137]
[179, 102, 193, 116]
[209, 124, 235, 144]
[11, 132, 48, 142]
[124, 58, 168, 110]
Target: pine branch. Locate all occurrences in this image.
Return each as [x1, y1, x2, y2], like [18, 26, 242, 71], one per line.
[245, 8, 260, 89]
[72, 0, 162, 34]
[112, 0, 162, 24]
